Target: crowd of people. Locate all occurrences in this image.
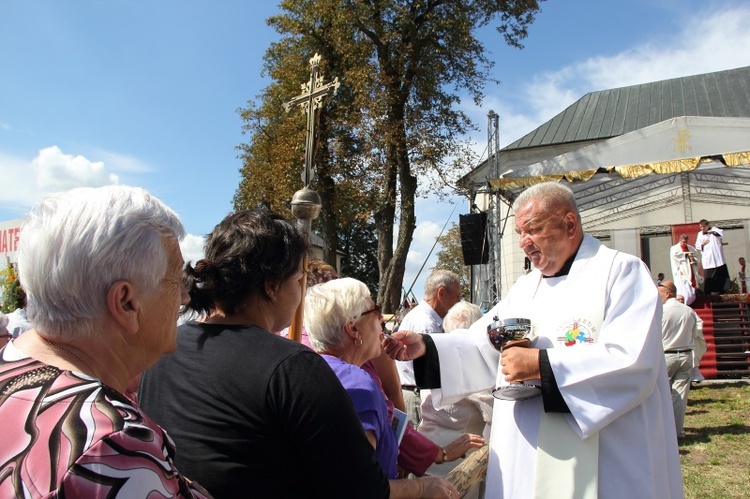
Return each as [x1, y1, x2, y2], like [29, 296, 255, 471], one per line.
[4, 180, 746, 498]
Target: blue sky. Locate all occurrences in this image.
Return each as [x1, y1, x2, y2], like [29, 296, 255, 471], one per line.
[2, 0, 750, 299]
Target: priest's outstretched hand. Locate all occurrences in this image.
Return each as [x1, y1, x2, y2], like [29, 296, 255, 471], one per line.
[383, 330, 426, 361]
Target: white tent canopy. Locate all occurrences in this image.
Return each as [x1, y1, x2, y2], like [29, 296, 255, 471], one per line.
[492, 116, 750, 189]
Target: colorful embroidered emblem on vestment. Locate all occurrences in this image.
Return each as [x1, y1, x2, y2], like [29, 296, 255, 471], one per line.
[556, 319, 596, 346]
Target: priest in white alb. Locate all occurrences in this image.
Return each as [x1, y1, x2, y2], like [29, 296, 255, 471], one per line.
[385, 182, 683, 499]
[669, 233, 700, 305]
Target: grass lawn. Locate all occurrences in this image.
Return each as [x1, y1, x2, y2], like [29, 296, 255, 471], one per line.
[679, 380, 750, 499]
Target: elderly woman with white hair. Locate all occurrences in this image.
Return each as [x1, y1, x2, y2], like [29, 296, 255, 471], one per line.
[0, 185, 208, 497]
[305, 277, 459, 499]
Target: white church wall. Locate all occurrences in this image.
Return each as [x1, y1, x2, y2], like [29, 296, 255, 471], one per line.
[583, 199, 748, 233]
[718, 227, 750, 281]
[644, 234, 673, 281]
[499, 215, 525, 300]
[611, 229, 641, 258]
[584, 204, 686, 231]
[691, 203, 749, 226]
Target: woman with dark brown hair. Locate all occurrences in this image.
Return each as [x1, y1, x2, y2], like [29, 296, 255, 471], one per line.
[139, 210, 388, 498]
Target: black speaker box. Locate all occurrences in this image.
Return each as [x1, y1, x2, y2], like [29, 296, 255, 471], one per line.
[459, 213, 489, 265]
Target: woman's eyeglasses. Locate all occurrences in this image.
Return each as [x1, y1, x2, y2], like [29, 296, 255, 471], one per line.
[358, 304, 392, 334]
[360, 304, 381, 317]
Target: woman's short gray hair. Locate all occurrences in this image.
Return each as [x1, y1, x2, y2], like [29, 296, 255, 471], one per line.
[304, 277, 372, 352]
[443, 301, 483, 333]
[18, 185, 184, 339]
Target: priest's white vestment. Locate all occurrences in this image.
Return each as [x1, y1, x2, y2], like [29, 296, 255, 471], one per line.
[669, 242, 699, 305]
[429, 235, 683, 499]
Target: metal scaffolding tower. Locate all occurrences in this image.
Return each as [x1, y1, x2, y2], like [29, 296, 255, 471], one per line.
[484, 110, 502, 307]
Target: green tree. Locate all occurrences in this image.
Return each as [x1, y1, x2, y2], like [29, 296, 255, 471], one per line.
[235, 0, 543, 312]
[434, 223, 471, 301]
[1, 263, 24, 314]
[338, 219, 380, 293]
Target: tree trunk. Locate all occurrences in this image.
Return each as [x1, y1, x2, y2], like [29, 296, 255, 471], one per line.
[382, 128, 417, 313]
[374, 162, 397, 311]
[376, 90, 416, 313]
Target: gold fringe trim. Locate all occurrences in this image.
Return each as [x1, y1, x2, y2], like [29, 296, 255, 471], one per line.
[723, 151, 750, 167]
[488, 151, 750, 190]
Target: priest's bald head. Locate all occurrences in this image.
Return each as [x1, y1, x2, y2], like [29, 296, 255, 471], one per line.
[513, 182, 584, 277]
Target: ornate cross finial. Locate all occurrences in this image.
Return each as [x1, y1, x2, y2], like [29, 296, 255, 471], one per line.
[283, 53, 340, 187]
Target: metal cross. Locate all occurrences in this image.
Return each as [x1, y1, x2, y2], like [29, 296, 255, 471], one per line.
[283, 53, 340, 187]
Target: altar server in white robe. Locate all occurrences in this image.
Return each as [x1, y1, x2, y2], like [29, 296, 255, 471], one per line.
[385, 181, 683, 499]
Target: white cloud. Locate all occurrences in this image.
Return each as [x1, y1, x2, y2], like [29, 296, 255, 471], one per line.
[180, 233, 205, 266]
[84, 147, 153, 173]
[413, 219, 442, 244]
[0, 146, 120, 210]
[579, 7, 750, 92]
[33, 146, 118, 192]
[512, 7, 750, 141]
[402, 218, 446, 299]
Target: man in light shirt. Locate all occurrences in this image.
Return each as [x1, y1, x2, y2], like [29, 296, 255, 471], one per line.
[396, 269, 461, 427]
[659, 281, 705, 437]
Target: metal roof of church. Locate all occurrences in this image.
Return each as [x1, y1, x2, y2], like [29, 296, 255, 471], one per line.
[503, 65, 750, 151]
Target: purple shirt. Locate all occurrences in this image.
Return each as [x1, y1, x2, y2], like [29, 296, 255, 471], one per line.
[322, 355, 398, 479]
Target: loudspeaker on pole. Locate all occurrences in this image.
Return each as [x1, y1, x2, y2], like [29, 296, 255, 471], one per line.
[459, 213, 489, 266]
